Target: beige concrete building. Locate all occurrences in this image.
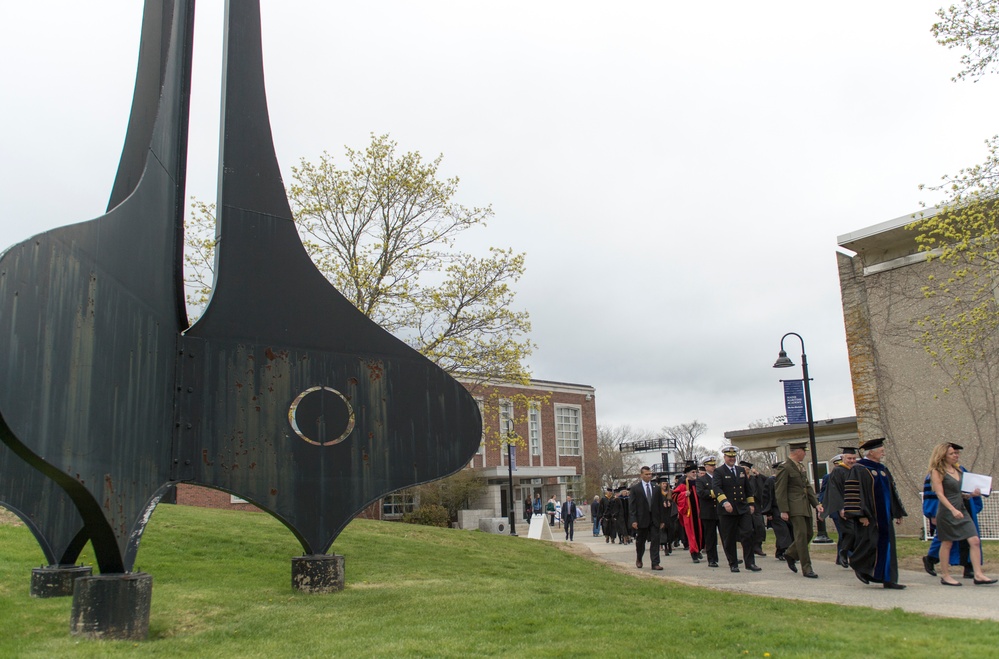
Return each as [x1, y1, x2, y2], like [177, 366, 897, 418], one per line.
[837, 209, 999, 536]
[723, 416, 859, 480]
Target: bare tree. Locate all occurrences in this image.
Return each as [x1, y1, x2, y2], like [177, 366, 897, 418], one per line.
[663, 420, 708, 463]
[585, 425, 650, 494]
[747, 416, 787, 429]
[741, 449, 779, 475]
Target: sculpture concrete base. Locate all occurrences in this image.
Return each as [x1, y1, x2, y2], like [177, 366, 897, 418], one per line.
[30, 565, 93, 598]
[70, 572, 153, 640]
[291, 554, 344, 593]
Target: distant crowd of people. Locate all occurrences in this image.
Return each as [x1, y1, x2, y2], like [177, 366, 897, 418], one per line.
[585, 437, 995, 590]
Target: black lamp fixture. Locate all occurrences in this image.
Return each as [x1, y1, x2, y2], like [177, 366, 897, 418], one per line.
[773, 332, 833, 544]
[504, 418, 518, 537]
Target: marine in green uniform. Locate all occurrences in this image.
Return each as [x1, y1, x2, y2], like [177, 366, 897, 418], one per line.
[775, 442, 823, 579]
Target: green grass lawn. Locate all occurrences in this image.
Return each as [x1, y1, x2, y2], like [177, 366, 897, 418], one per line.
[2, 505, 998, 658]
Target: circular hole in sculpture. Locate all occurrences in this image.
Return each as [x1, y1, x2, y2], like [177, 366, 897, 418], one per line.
[288, 386, 354, 446]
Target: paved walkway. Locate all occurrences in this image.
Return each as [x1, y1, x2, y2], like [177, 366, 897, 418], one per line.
[559, 530, 999, 621]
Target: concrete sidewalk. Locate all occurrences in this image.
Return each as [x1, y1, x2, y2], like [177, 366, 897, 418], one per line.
[560, 530, 999, 621]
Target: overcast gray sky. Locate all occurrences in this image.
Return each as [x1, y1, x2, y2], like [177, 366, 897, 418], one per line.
[3, 1, 997, 449]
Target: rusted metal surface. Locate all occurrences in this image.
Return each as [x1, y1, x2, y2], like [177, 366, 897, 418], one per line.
[0, 0, 480, 576]
[0, 0, 193, 574]
[178, 0, 480, 553]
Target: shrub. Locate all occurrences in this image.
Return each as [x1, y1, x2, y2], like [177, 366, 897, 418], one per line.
[402, 504, 450, 528]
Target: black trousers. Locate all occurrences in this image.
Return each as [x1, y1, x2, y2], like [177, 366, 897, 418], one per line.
[602, 517, 616, 540]
[769, 515, 792, 555]
[751, 512, 766, 550]
[699, 517, 719, 563]
[635, 524, 661, 566]
[718, 512, 755, 567]
[832, 515, 855, 564]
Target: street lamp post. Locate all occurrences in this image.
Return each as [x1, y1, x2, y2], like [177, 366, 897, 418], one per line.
[773, 332, 833, 544]
[505, 418, 518, 537]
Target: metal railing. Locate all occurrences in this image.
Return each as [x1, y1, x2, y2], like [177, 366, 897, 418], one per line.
[921, 492, 999, 541]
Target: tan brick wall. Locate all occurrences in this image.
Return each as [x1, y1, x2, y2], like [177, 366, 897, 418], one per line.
[838, 239, 999, 535]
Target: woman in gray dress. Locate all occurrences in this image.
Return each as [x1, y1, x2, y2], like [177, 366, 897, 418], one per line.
[928, 442, 996, 586]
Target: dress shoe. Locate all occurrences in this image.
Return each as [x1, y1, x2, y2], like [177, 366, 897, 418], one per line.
[784, 556, 798, 574]
[754, 549, 766, 557]
[883, 582, 906, 590]
[774, 553, 785, 561]
[921, 555, 936, 576]
[940, 578, 962, 586]
[964, 565, 975, 579]
[802, 571, 818, 579]
[636, 560, 643, 569]
[974, 577, 998, 585]
[746, 564, 762, 572]
[691, 556, 701, 564]
[730, 565, 740, 573]
[854, 569, 870, 584]
[708, 561, 719, 568]
[606, 536, 610, 544]
[651, 565, 663, 571]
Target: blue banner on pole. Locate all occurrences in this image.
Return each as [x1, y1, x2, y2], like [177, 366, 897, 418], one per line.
[783, 380, 807, 424]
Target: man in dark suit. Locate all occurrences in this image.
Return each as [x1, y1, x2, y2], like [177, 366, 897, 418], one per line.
[629, 466, 664, 570]
[761, 461, 793, 561]
[742, 461, 768, 558]
[713, 445, 761, 573]
[695, 457, 721, 567]
[561, 494, 577, 541]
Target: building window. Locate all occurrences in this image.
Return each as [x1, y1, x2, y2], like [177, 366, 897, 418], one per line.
[499, 400, 513, 435]
[529, 403, 541, 457]
[559, 475, 582, 499]
[556, 405, 581, 456]
[382, 492, 416, 518]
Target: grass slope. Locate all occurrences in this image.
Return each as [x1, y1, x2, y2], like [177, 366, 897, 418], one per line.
[1, 505, 998, 658]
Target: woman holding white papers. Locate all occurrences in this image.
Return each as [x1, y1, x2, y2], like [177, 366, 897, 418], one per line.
[929, 442, 996, 586]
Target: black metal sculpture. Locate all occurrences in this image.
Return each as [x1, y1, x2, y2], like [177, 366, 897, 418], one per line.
[0, 0, 480, 638]
[0, 0, 181, 593]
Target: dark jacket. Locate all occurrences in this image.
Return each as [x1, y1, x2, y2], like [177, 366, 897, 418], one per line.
[713, 463, 754, 516]
[599, 495, 620, 520]
[695, 472, 719, 520]
[561, 500, 578, 524]
[628, 480, 663, 529]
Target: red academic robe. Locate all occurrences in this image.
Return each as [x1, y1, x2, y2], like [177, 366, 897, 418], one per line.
[673, 481, 702, 554]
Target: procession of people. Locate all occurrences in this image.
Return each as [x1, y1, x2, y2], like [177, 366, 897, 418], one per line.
[586, 437, 995, 592]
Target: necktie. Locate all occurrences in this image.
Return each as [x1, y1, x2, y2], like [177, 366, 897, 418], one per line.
[645, 482, 651, 503]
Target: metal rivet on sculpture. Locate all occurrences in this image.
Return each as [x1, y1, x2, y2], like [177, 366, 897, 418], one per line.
[0, 0, 481, 638]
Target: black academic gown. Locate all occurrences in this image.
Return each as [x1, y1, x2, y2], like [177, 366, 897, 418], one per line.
[844, 458, 907, 584]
